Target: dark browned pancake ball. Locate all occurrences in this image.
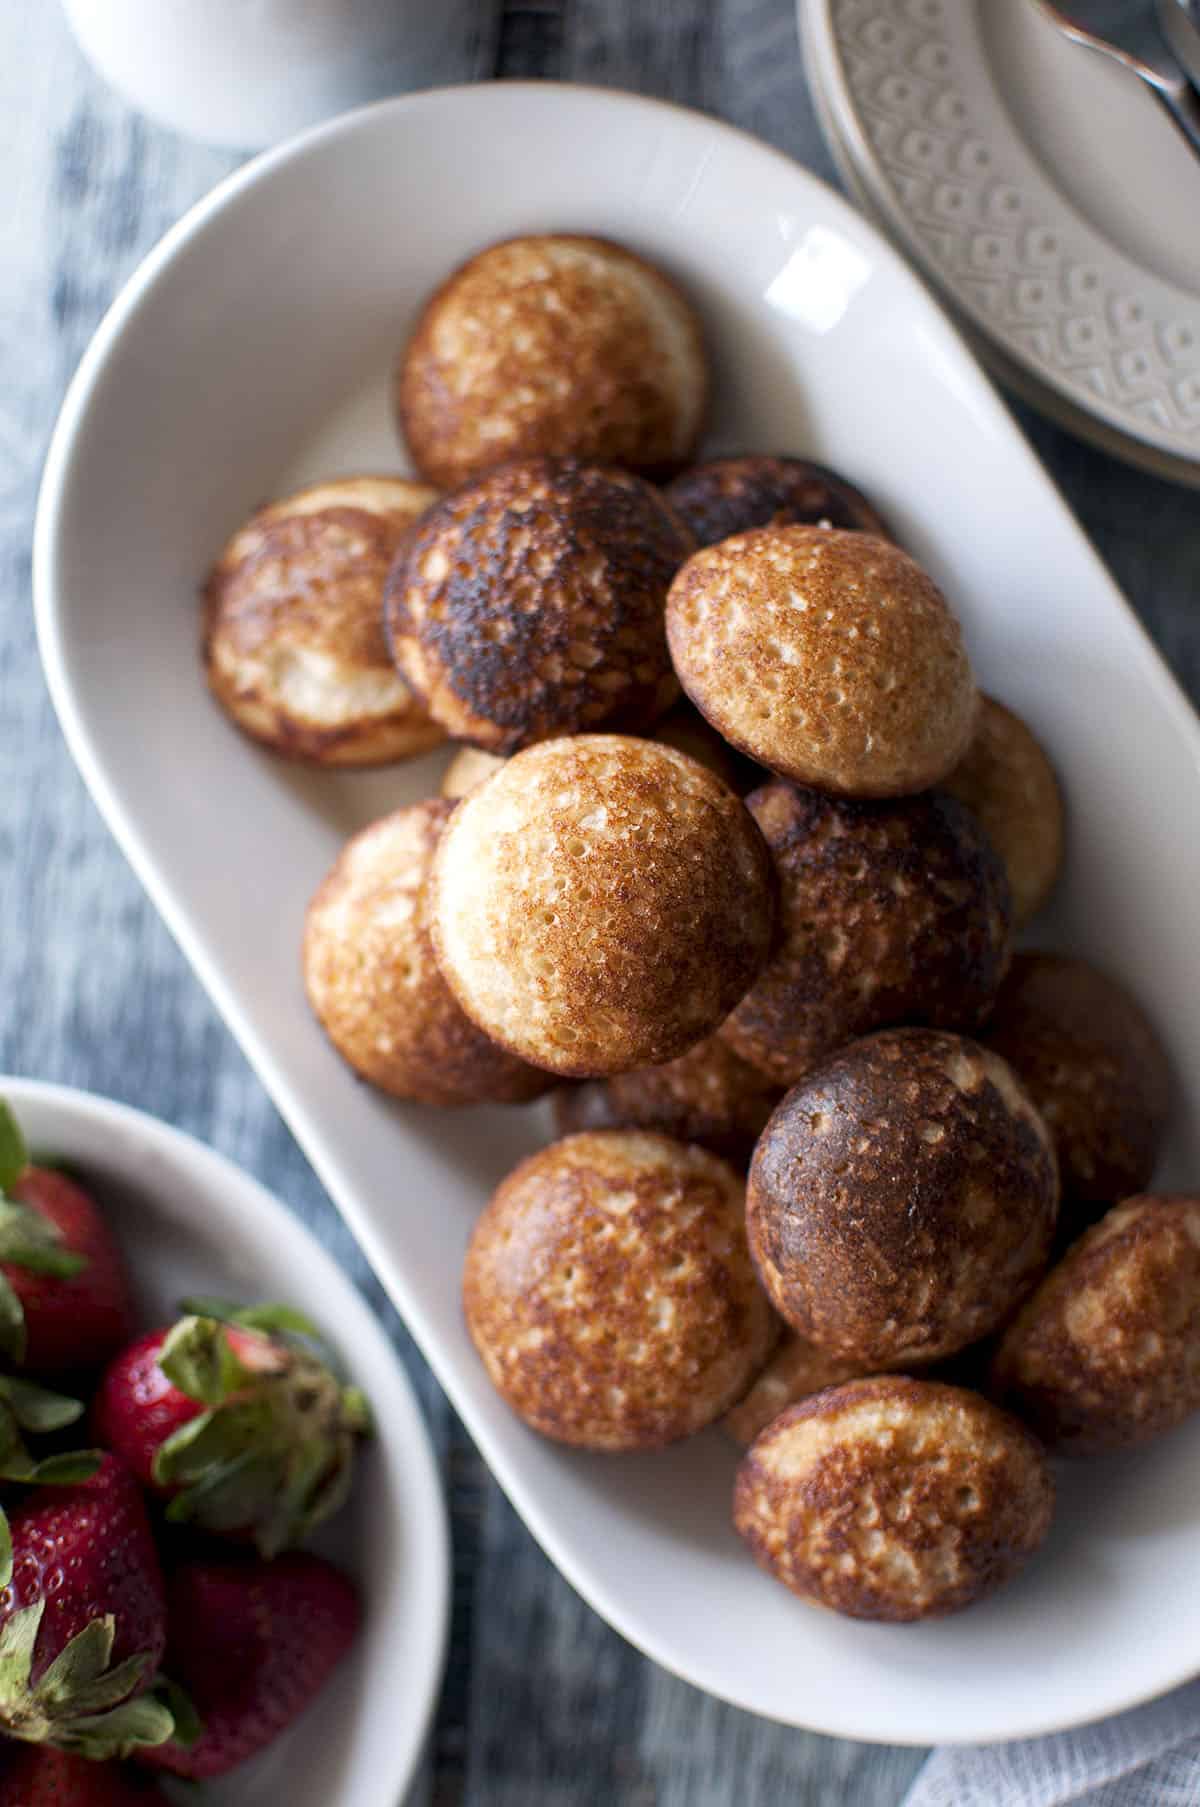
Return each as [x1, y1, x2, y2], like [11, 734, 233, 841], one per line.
[666, 526, 977, 796]
[734, 1377, 1054, 1621]
[385, 458, 690, 753]
[992, 1194, 1200, 1454]
[439, 700, 751, 801]
[719, 782, 1013, 1085]
[552, 1034, 782, 1165]
[431, 736, 775, 1077]
[985, 953, 1171, 1236]
[665, 455, 891, 548]
[747, 1030, 1059, 1365]
[302, 800, 550, 1107]
[463, 1130, 775, 1449]
[397, 234, 708, 489]
[204, 477, 444, 765]
[942, 696, 1065, 926]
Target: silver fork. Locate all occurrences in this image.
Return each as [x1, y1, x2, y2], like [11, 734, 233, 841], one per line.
[1031, 0, 1200, 158]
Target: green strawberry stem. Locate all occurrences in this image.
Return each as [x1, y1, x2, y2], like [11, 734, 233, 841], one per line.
[0, 1601, 176, 1758]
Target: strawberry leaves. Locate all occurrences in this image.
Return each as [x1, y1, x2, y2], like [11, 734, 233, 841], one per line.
[179, 1296, 325, 1340]
[148, 1309, 371, 1557]
[0, 1376, 101, 1588]
[0, 1103, 27, 1196]
[0, 1602, 177, 1759]
[156, 1315, 266, 1404]
[0, 1102, 90, 1368]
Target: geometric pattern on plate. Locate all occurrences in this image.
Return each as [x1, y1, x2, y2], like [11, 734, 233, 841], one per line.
[829, 0, 1200, 449]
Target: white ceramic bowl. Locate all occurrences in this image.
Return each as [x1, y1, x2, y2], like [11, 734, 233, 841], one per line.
[61, 0, 482, 150]
[34, 82, 1200, 1745]
[0, 1078, 449, 1803]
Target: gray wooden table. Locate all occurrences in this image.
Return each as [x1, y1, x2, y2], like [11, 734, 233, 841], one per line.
[3, 3, 1198, 1802]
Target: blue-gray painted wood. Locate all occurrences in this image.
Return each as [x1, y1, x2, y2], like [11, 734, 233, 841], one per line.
[1, 2, 1195, 1800]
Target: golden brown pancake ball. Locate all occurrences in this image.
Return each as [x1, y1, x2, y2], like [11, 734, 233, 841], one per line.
[384, 458, 690, 753]
[397, 234, 708, 489]
[440, 745, 506, 800]
[204, 476, 444, 765]
[665, 454, 891, 548]
[303, 800, 550, 1107]
[666, 525, 977, 796]
[463, 1130, 775, 1449]
[431, 736, 775, 1077]
[992, 1194, 1200, 1454]
[985, 953, 1171, 1237]
[942, 696, 1064, 925]
[719, 782, 1012, 1085]
[724, 1333, 983, 1445]
[747, 1030, 1058, 1365]
[733, 1377, 1054, 1621]
[725, 1335, 872, 1448]
[552, 1033, 782, 1166]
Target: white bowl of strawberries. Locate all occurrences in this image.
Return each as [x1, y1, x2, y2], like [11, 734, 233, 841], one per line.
[0, 1079, 449, 1805]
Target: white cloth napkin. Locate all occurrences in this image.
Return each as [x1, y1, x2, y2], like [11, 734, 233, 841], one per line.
[904, 1678, 1200, 1806]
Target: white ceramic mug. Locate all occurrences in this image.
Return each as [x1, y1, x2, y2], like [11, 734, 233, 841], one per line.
[61, 0, 482, 150]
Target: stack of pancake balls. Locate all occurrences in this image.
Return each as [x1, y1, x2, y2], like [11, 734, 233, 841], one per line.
[204, 234, 1191, 1627]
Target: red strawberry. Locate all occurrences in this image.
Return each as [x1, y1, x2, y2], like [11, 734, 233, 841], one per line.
[0, 1102, 134, 1374]
[92, 1303, 370, 1558]
[0, 1454, 175, 1759]
[0, 1743, 170, 1805]
[140, 1551, 360, 1778]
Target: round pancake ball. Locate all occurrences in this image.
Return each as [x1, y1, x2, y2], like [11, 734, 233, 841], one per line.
[992, 1194, 1200, 1454]
[396, 234, 707, 489]
[725, 1335, 872, 1448]
[385, 458, 689, 753]
[942, 696, 1064, 925]
[463, 1130, 775, 1448]
[719, 782, 1012, 1085]
[733, 1377, 1054, 1621]
[747, 1029, 1058, 1365]
[552, 1033, 782, 1165]
[440, 745, 506, 800]
[665, 454, 891, 548]
[666, 525, 977, 796]
[204, 476, 444, 765]
[985, 953, 1171, 1236]
[724, 1334, 982, 1446]
[431, 735, 775, 1077]
[303, 800, 550, 1107]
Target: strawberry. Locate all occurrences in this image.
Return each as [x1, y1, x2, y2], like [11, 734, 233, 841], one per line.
[140, 1551, 360, 1778]
[92, 1301, 370, 1558]
[0, 1454, 176, 1759]
[0, 1102, 134, 1374]
[0, 1743, 170, 1805]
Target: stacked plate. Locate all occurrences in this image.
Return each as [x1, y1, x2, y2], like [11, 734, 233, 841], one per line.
[801, 0, 1200, 484]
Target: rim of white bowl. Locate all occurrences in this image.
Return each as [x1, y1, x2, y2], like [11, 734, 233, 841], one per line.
[0, 1074, 450, 1798]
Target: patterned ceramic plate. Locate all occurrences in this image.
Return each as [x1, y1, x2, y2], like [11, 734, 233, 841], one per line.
[802, 0, 1200, 484]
